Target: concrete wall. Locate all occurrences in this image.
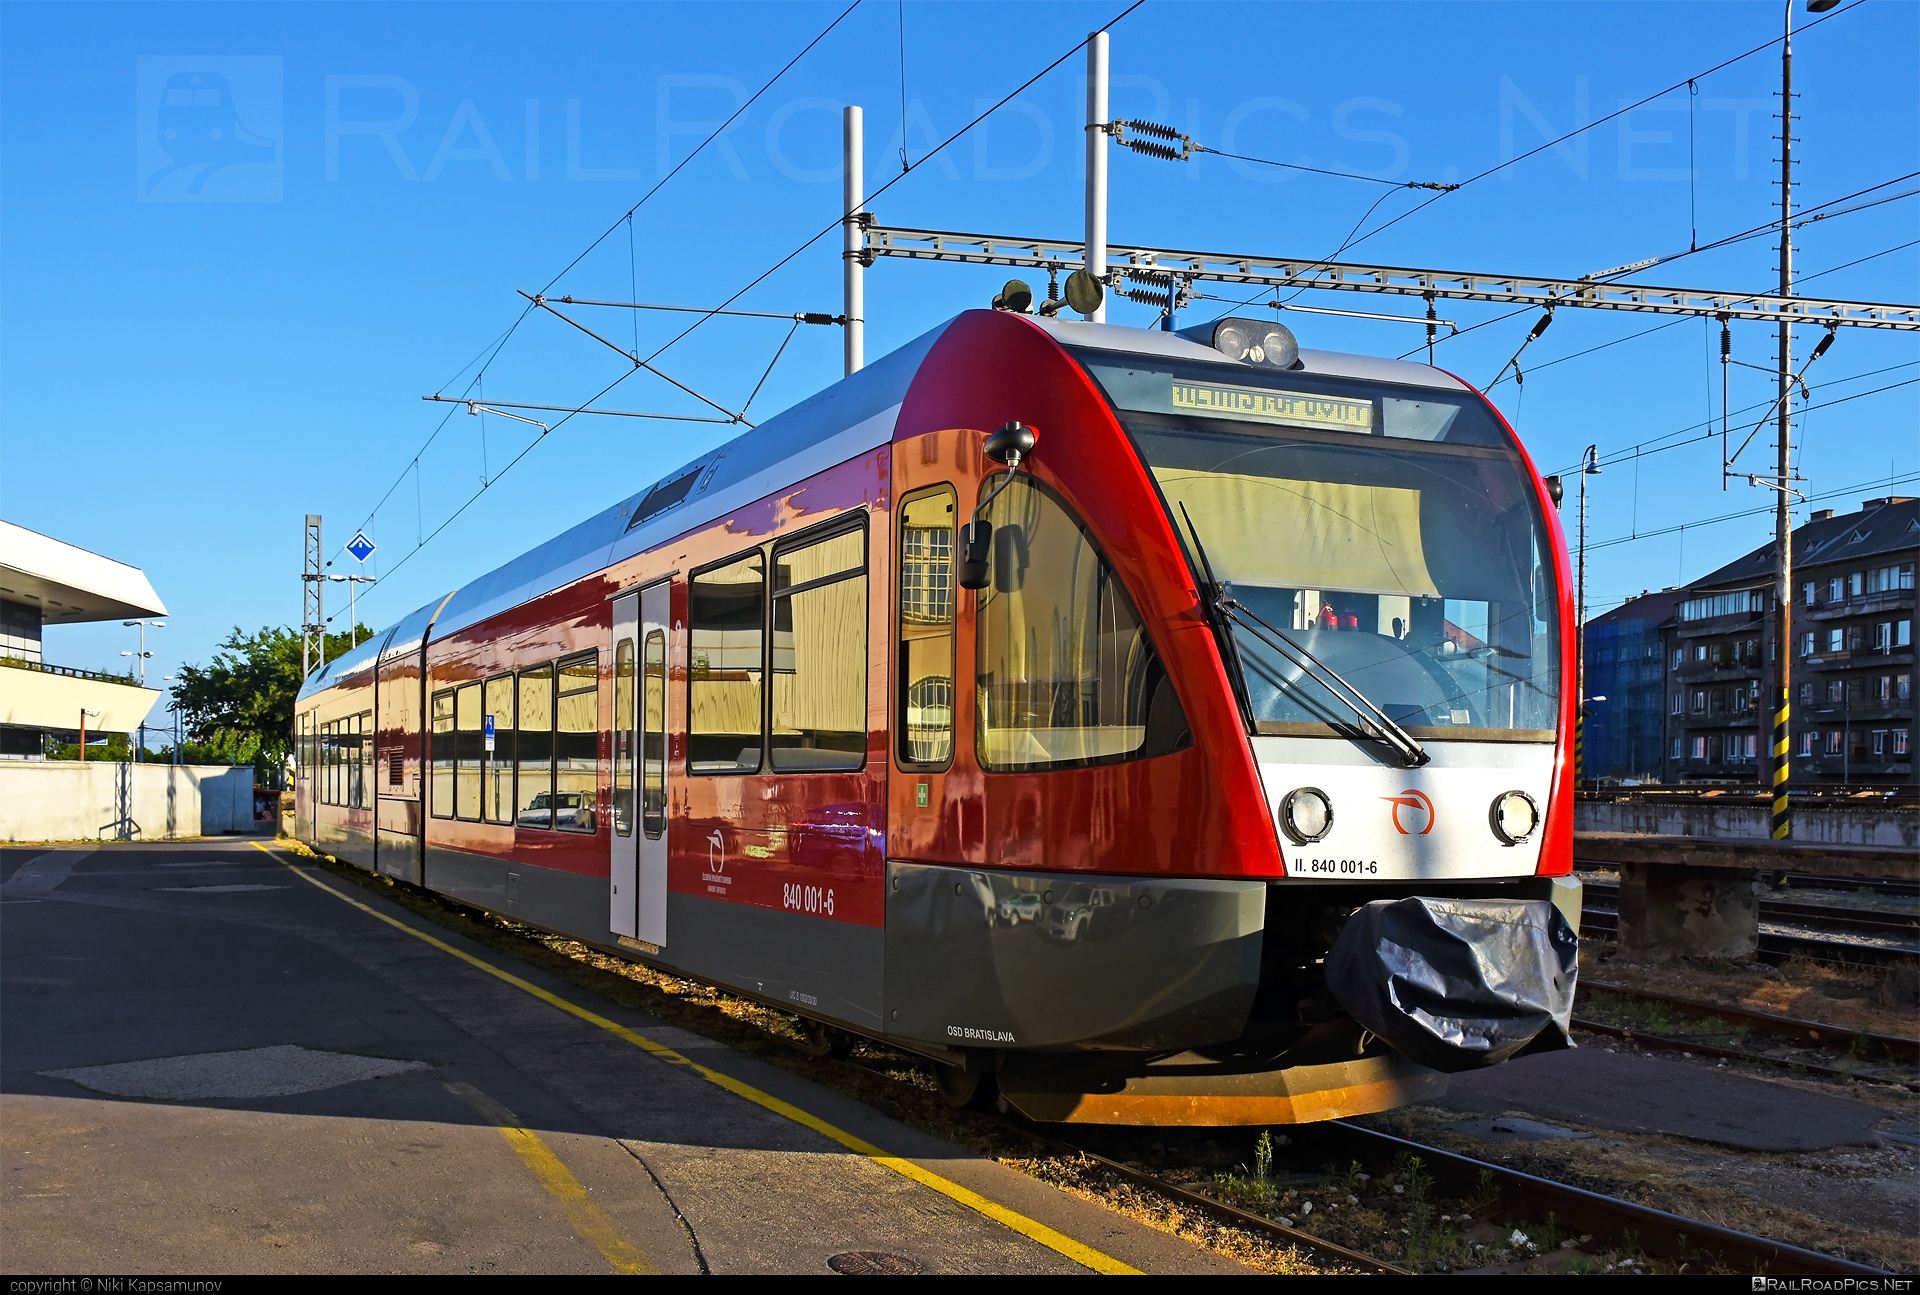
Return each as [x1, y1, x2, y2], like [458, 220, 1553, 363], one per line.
[1575, 798, 1919, 848]
[0, 762, 257, 842]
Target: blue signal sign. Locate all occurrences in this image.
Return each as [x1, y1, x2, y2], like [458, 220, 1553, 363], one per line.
[345, 531, 376, 563]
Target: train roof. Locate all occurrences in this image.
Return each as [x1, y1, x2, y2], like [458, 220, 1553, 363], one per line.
[297, 314, 1467, 703]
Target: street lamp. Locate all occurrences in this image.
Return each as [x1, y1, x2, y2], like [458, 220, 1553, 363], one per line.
[78, 707, 100, 763]
[326, 575, 376, 649]
[162, 675, 181, 765]
[120, 618, 165, 686]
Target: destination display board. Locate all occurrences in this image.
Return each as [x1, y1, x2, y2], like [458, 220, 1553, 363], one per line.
[1170, 378, 1375, 433]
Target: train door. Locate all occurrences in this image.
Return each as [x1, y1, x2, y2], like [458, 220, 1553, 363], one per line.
[608, 582, 670, 949]
[610, 592, 639, 937]
[887, 428, 983, 864]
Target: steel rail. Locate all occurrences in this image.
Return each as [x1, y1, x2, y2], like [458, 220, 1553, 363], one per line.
[1313, 1122, 1890, 1276]
[1571, 1017, 1899, 1083]
[968, 1109, 1408, 1275]
[1580, 979, 1920, 1063]
[1582, 880, 1920, 937]
[1580, 906, 1919, 966]
[861, 225, 1920, 329]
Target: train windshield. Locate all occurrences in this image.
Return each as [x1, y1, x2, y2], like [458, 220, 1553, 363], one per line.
[1074, 350, 1560, 741]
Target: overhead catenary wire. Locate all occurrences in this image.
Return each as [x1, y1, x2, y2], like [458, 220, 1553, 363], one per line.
[1587, 470, 1920, 555]
[357, 0, 1152, 597]
[632, 0, 1149, 371]
[348, 1, 864, 551]
[1333, 0, 1869, 257]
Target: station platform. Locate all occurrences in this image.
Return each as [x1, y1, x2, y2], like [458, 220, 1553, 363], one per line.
[0, 840, 1250, 1275]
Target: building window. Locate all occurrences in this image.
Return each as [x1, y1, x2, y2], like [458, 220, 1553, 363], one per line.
[1691, 736, 1707, 760]
[1798, 730, 1815, 757]
[1849, 571, 1864, 598]
[1800, 632, 1814, 657]
[1693, 644, 1709, 662]
[1798, 683, 1813, 704]
[769, 522, 868, 772]
[1671, 691, 1685, 715]
[1690, 690, 1707, 714]
[1824, 730, 1843, 756]
[1827, 628, 1845, 653]
[1802, 581, 1816, 606]
[1875, 676, 1892, 702]
[1827, 680, 1845, 703]
[1896, 729, 1910, 756]
[1899, 674, 1912, 701]
[1899, 619, 1912, 648]
[1672, 649, 1683, 670]
[1848, 625, 1864, 651]
[1872, 730, 1887, 757]
[1680, 589, 1764, 621]
[1828, 577, 1844, 603]
[1866, 563, 1914, 593]
[1878, 622, 1894, 652]
[1670, 737, 1683, 759]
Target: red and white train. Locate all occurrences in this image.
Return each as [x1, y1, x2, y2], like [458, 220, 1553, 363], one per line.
[296, 308, 1581, 1125]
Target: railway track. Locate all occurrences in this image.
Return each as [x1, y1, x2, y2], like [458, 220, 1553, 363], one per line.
[1579, 901, 1920, 966]
[967, 1102, 1888, 1276]
[1570, 979, 1919, 1084]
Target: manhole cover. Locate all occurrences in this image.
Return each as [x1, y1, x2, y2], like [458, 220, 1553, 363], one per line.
[827, 1251, 920, 1276]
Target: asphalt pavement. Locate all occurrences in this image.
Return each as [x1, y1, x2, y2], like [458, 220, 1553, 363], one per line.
[1, 839, 1250, 1275]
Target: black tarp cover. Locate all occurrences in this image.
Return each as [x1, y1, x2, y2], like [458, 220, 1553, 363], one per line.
[1326, 896, 1577, 1074]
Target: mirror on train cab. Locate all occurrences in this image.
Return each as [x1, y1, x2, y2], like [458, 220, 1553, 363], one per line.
[958, 520, 993, 590]
[958, 422, 1040, 591]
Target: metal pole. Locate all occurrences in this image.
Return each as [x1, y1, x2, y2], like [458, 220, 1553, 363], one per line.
[303, 515, 324, 677]
[1084, 30, 1108, 322]
[1771, 1, 1796, 838]
[1578, 464, 1588, 781]
[79, 709, 87, 763]
[843, 105, 864, 376]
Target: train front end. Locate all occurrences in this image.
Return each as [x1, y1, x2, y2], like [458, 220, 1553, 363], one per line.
[890, 309, 1578, 1125]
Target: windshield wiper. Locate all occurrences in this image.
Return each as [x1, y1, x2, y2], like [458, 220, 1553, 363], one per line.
[1178, 506, 1430, 770]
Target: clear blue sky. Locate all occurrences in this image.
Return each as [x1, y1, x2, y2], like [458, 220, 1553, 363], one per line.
[3, 0, 1915, 726]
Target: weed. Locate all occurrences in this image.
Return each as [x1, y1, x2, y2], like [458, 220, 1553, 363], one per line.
[1254, 1130, 1273, 1185]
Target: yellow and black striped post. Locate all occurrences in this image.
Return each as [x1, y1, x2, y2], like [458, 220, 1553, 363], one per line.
[1771, 686, 1792, 839]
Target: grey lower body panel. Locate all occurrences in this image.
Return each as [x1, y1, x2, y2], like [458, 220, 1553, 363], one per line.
[417, 844, 884, 1035]
[884, 861, 1266, 1052]
[376, 830, 421, 884]
[663, 894, 883, 1035]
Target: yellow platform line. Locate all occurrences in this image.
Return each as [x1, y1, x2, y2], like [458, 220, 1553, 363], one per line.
[445, 1080, 657, 1274]
[254, 842, 1138, 1276]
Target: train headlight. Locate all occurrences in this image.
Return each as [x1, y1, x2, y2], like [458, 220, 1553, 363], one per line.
[1279, 787, 1333, 845]
[1490, 791, 1539, 845]
[1208, 317, 1300, 370]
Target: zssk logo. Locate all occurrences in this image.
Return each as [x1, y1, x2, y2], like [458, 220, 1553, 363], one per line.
[1382, 790, 1435, 835]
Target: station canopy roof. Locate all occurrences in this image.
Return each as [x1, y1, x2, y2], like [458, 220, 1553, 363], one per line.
[0, 520, 168, 624]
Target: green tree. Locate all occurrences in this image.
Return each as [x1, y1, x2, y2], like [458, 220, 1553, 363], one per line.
[170, 624, 367, 785]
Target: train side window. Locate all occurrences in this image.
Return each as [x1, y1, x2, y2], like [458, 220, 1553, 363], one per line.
[975, 476, 1187, 771]
[897, 486, 957, 768]
[429, 691, 454, 817]
[642, 630, 667, 837]
[455, 682, 483, 820]
[613, 639, 635, 837]
[555, 652, 599, 833]
[483, 675, 516, 824]
[771, 521, 868, 771]
[689, 550, 766, 774]
[352, 712, 368, 809]
[517, 664, 554, 829]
